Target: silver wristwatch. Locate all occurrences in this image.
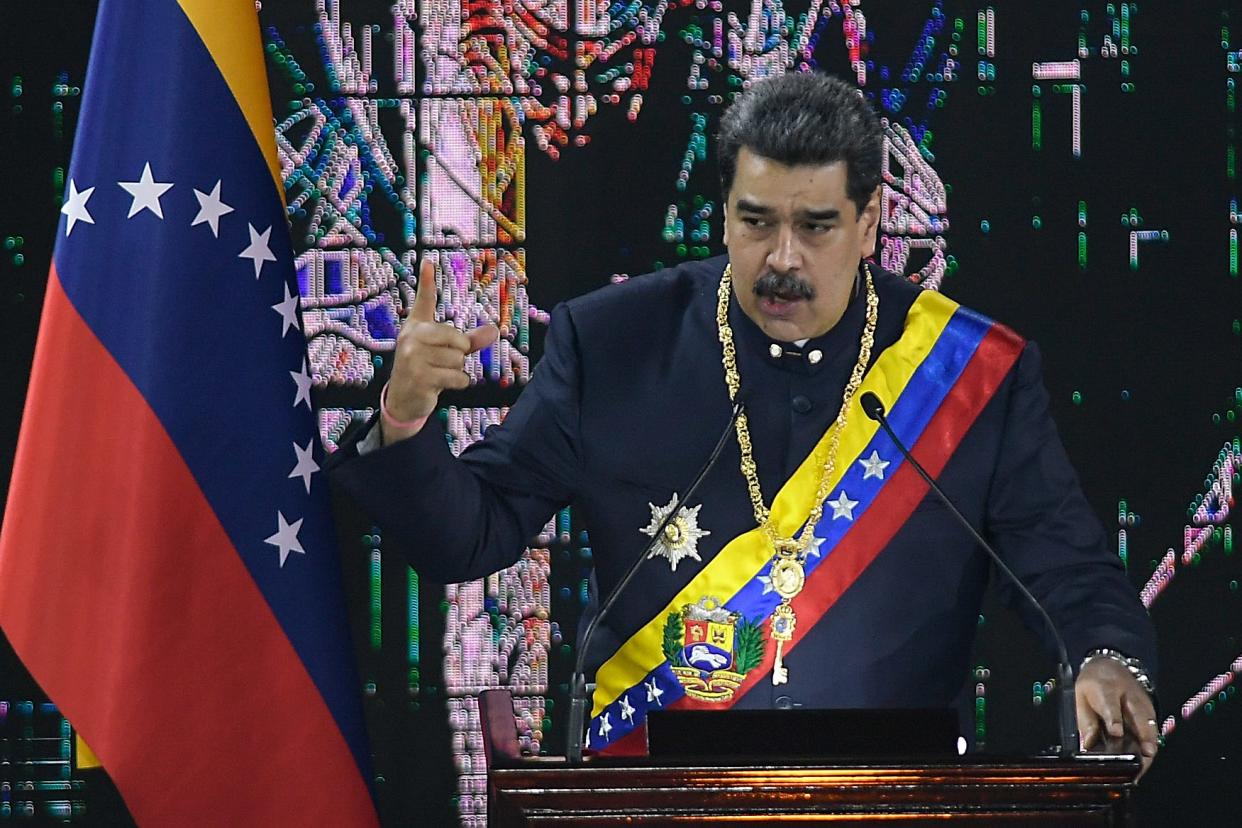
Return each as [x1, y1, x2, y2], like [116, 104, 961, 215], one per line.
[1080, 648, 1155, 695]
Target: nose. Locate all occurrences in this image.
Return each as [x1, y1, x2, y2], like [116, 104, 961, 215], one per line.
[766, 224, 801, 274]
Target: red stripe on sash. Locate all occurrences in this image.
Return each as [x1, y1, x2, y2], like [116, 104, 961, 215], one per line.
[755, 324, 1024, 694]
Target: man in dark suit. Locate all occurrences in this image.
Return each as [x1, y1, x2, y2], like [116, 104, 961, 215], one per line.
[331, 72, 1158, 772]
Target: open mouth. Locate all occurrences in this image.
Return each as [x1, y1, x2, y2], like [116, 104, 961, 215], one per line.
[757, 294, 805, 317]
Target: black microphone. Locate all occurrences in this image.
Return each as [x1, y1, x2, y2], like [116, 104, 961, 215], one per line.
[565, 401, 745, 764]
[859, 391, 1080, 759]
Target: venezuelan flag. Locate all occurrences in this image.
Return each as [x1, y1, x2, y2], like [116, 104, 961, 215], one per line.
[0, 1, 378, 824]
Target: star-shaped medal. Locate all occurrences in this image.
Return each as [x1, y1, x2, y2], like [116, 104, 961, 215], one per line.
[639, 493, 711, 572]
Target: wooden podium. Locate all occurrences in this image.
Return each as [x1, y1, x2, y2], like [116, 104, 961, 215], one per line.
[479, 690, 1139, 826]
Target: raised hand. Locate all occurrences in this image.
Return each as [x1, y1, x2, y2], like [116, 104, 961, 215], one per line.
[381, 259, 499, 444]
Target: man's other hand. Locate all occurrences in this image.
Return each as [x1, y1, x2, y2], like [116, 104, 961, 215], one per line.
[1076, 656, 1159, 780]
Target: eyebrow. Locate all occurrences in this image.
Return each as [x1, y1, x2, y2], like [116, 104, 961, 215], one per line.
[735, 198, 841, 222]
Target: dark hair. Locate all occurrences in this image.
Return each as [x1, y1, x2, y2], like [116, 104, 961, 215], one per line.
[717, 72, 882, 216]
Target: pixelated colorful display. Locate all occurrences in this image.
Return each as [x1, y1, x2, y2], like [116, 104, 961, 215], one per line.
[1, 1, 1239, 824]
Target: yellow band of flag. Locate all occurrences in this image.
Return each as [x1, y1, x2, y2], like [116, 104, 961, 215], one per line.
[177, 0, 284, 201]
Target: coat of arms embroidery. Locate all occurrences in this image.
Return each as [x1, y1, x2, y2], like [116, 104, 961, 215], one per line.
[663, 596, 766, 702]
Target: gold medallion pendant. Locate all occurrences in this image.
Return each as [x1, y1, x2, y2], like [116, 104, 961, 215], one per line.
[768, 558, 805, 600]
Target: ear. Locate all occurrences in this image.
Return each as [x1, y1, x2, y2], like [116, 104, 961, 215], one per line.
[721, 201, 730, 245]
[858, 185, 882, 258]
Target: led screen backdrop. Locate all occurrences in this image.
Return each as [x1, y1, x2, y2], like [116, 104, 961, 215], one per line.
[1, 1, 1239, 824]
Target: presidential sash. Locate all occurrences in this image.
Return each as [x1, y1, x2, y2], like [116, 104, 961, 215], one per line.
[586, 289, 1025, 753]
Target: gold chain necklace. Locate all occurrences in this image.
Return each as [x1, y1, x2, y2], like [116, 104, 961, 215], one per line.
[716, 262, 879, 684]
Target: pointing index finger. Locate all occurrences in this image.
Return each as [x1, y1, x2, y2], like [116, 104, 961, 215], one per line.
[411, 258, 438, 324]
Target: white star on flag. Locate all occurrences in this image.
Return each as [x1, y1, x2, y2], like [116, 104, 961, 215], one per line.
[758, 572, 775, 594]
[619, 694, 636, 723]
[288, 439, 319, 493]
[239, 223, 277, 279]
[271, 281, 300, 337]
[645, 678, 664, 706]
[828, 490, 859, 520]
[60, 180, 95, 236]
[191, 179, 233, 237]
[117, 162, 173, 219]
[264, 511, 305, 567]
[598, 712, 612, 740]
[290, 358, 313, 410]
[859, 449, 890, 480]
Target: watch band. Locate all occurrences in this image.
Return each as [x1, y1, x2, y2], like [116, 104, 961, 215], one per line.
[1081, 647, 1155, 695]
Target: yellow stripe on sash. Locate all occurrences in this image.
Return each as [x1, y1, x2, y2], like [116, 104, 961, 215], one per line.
[592, 289, 963, 716]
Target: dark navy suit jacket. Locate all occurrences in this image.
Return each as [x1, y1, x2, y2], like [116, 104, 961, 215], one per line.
[330, 257, 1157, 716]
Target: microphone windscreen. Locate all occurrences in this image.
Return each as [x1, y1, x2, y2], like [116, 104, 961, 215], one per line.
[860, 391, 885, 420]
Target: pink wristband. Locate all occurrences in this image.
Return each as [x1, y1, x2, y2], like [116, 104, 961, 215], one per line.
[379, 381, 429, 432]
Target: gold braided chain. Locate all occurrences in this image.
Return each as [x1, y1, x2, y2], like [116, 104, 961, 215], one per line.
[716, 263, 879, 560]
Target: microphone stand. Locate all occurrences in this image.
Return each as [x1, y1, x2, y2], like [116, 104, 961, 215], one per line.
[565, 401, 744, 764]
[859, 392, 1080, 759]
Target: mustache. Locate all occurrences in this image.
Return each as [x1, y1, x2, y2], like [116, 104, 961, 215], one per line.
[753, 270, 816, 301]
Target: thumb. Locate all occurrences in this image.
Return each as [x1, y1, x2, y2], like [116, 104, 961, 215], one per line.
[410, 259, 438, 323]
[467, 324, 500, 354]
